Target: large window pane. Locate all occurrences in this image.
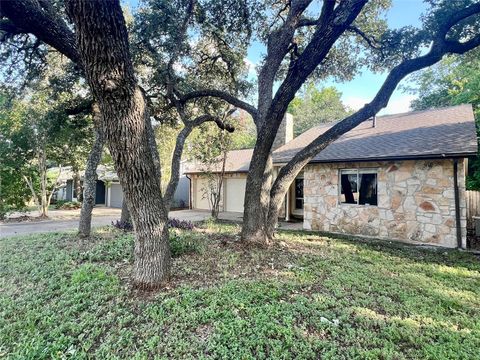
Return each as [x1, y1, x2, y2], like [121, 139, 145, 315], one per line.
[340, 170, 357, 204]
[358, 172, 377, 205]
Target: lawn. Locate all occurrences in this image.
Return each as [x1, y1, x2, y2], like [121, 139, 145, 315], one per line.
[1, 222, 480, 359]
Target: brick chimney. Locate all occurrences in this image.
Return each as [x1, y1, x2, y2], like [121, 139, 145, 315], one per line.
[272, 113, 294, 151]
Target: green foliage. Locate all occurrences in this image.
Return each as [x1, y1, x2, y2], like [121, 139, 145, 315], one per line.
[410, 48, 480, 189]
[288, 84, 352, 136]
[1, 227, 480, 358]
[169, 230, 204, 257]
[54, 201, 82, 210]
[0, 59, 93, 214]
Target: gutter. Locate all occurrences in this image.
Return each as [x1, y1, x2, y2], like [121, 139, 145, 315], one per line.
[272, 152, 478, 166]
[453, 158, 463, 249]
[185, 174, 192, 210]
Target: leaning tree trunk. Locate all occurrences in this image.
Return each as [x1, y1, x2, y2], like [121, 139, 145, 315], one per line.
[78, 119, 104, 238]
[66, 0, 170, 288]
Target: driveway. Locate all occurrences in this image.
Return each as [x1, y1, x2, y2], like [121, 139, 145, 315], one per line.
[0, 209, 301, 238]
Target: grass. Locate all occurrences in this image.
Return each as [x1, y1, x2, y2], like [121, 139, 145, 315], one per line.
[1, 223, 480, 359]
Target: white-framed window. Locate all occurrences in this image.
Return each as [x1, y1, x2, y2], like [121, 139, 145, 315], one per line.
[339, 168, 378, 206]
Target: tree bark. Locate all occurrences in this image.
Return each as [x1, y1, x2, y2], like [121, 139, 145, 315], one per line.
[66, 0, 170, 288]
[120, 200, 131, 223]
[73, 170, 82, 202]
[78, 121, 104, 238]
[38, 147, 48, 217]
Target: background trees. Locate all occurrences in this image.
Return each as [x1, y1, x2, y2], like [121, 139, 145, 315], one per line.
[0, 85, 92, 217]
[409, 48, 480, 189]
[288, 84, 351, 136]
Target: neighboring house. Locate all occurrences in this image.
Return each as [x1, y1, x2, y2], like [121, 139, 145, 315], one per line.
[186, 105, 478, 248]
[54, 165, 119, 206]
[55, 163, 191, 209]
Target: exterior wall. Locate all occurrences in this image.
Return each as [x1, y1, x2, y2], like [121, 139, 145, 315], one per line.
[172, 176, 190, 209]
[66, 180, 73, 201]
[109, 183, 123, 208]
[303, 159, 467, 248]
[191, 173, 247, 212]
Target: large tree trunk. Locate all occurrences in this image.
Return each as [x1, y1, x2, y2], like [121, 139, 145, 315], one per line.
[66, 0, 170, 288]
[241, 143, 274, 244]
[78, 121, 104, 238]
[120, 200, 131, 223]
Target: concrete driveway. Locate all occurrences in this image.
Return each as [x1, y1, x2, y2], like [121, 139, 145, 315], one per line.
[0, 209, 300, 238]
[0, 209, 240, 238]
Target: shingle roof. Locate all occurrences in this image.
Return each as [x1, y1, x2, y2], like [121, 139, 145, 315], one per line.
[185, 149, 254, 174]
[273, 104, 477, 164]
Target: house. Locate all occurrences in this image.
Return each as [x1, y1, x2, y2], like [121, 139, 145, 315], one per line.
[54, 165, 121, 206]
[185, 104, 478, 248]
[55, 162, 191, 209]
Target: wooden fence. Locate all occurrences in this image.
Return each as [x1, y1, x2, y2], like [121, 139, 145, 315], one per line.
[466, 190, 480, 229]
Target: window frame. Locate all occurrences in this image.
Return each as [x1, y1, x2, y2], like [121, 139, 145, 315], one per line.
[338, 168, 378, 206]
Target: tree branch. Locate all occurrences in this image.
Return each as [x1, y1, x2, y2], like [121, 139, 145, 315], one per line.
[163, 112, 233, 208]
[179, 89, 258, 119]
[268, 31, 480, 222]
[1, 0, 80, 64]
[347, 25, 381, 50]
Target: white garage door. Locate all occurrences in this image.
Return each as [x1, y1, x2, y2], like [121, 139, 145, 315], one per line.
[195, 177, 211, 210]
[225, 178, 246, 212]
[109, 183, 124, 208]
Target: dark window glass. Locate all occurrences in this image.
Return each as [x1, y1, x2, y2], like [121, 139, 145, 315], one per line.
[359, 173, 377, 205]
[340, 171, 357, 204]
[295, 178, 303, 209]
[340, 169, 377, 206]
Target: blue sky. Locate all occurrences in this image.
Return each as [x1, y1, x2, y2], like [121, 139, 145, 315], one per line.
[244, 0, 428, 115]
[126, 0, 428, 114]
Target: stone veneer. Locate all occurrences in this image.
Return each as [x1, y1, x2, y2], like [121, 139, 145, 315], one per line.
[303, 159, 466, 248]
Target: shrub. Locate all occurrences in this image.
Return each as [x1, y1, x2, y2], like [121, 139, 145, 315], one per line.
[112, 218, 195, 232]
[169, 231, 201, 257]
[168, 218, 195, 230]
[55, 200, 81, 210]
[111, 220, 133, 232]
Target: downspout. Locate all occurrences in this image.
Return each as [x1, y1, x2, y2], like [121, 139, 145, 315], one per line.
[453, 158, 463, 248]
[186, 174, 192, 210]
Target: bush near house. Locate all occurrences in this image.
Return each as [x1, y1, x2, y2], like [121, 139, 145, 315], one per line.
[54, 200, 82, 210]
[1, 224, 479, 359]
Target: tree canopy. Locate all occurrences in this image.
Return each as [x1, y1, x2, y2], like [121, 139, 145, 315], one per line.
[288, 84, 352, 136]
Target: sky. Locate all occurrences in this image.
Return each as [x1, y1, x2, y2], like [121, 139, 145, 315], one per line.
[126, 0, 429, 115]
[243, 0, 429, 115]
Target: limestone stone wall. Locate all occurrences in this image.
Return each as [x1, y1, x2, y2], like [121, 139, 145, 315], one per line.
[303, 159, 466, 248]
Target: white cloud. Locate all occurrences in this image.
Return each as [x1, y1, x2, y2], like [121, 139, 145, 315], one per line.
[343, 94, 418, 115]
[244, 57, 257, 78]
[380, 94, 417, 115]
[343, 96, 369, 111]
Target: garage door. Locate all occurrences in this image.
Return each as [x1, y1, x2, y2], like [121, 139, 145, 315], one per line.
[225, 178, 246, 212]
[195, 177, 211, 210]
[109, 183, 124, 208]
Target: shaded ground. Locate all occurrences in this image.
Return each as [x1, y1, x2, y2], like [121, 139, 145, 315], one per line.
[1, 223, 479, 359]
[0, 209, 302, 238]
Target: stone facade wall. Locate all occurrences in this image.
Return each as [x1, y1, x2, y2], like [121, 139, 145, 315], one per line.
[303, 159, 466, 248]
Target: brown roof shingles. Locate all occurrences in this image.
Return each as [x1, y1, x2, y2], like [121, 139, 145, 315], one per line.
[186, 105, 477, 173]
[272, 104, 477, 163]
